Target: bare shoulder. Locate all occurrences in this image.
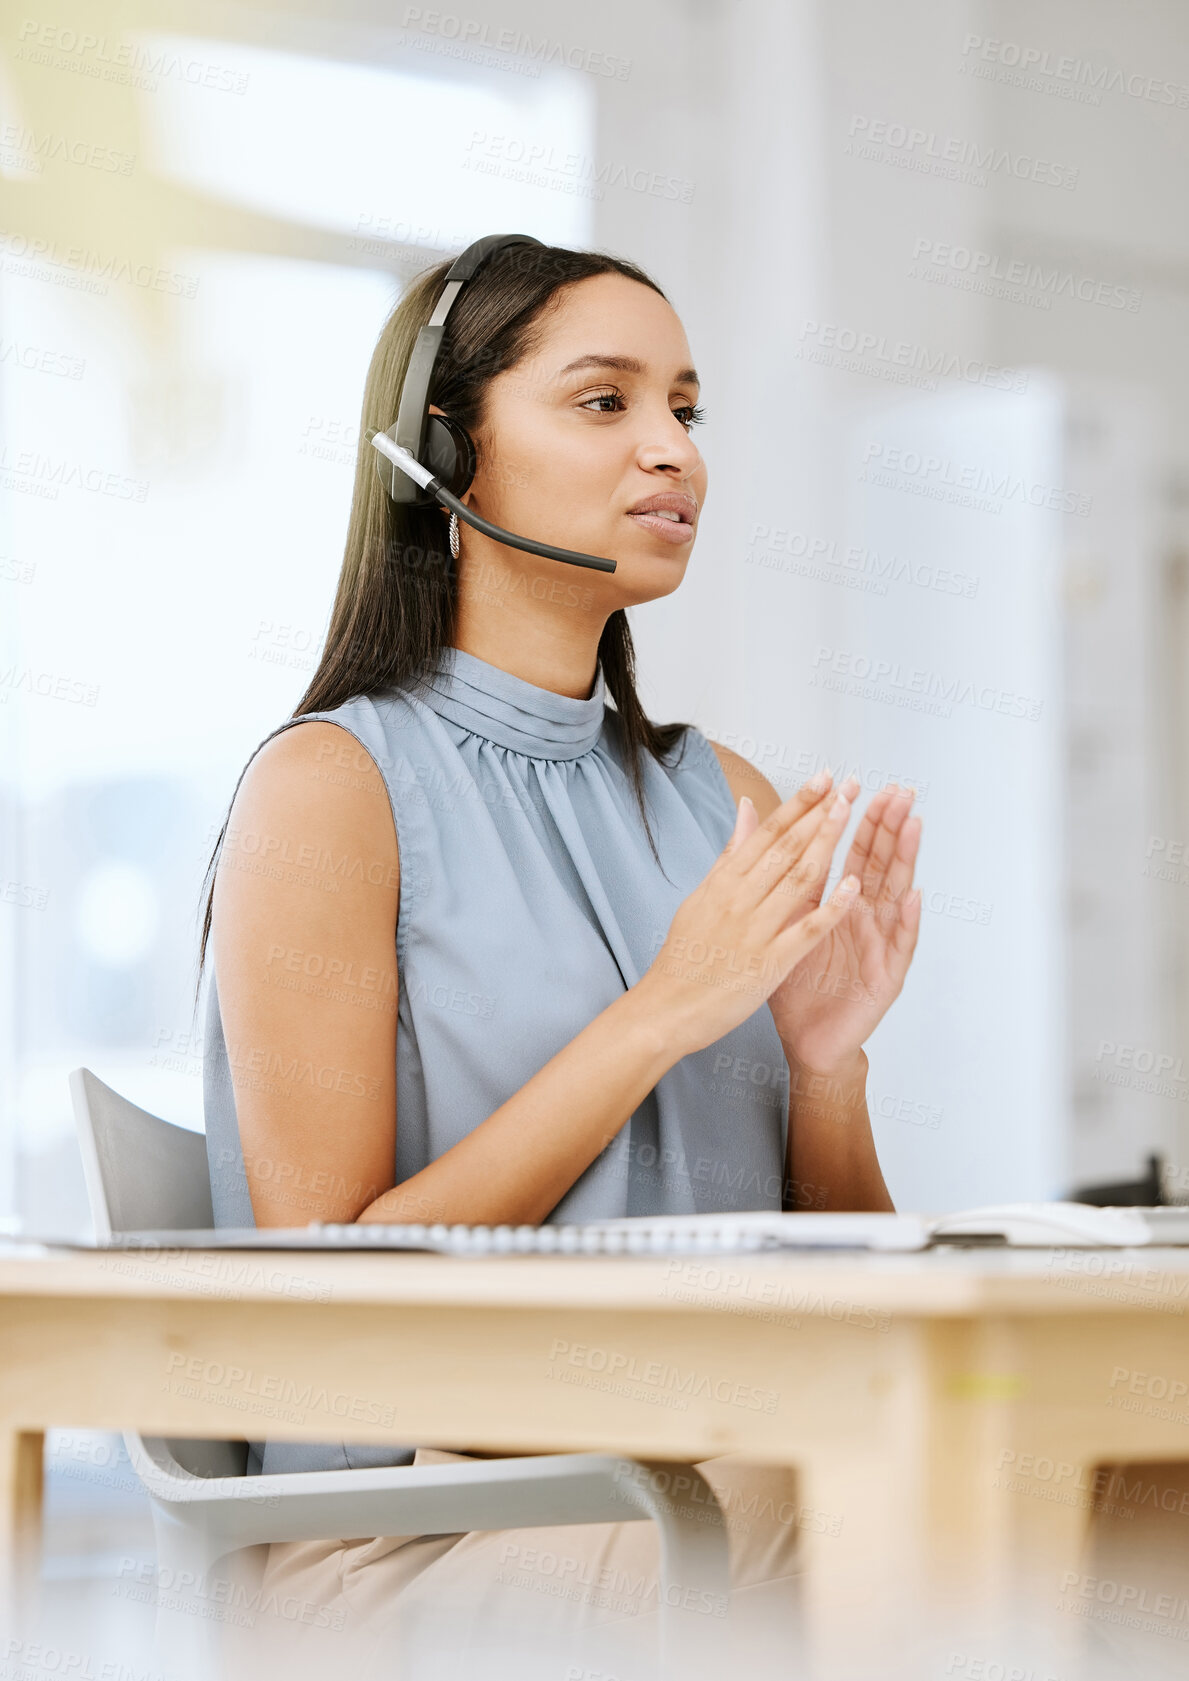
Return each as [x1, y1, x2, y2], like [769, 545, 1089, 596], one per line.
[227, 719, 399, 879]
[210, 718, 400, 1227]
[707, 739, 784, 821]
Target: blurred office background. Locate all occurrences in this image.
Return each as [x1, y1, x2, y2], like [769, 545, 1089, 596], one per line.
[3, 0, 1189, 1236]
[4, 0, 1189, 1659]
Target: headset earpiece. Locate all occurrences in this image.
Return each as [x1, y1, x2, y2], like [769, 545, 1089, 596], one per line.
[369, 415, 475, 504]
[422, 413, 477, 499]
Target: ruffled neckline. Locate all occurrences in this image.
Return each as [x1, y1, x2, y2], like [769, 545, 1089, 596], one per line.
[418, 645, 607, 760]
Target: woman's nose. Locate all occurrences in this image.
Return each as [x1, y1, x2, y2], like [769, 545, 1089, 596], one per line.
[638, 415, 703, 476]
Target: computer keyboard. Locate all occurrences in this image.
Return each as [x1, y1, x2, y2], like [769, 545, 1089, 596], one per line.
[76, 1211, 933, 1254]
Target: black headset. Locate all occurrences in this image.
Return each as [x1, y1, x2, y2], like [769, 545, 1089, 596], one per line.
[366, 233, 617, 573]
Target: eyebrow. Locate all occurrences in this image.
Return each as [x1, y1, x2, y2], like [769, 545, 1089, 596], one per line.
[556, 353, 700, 387]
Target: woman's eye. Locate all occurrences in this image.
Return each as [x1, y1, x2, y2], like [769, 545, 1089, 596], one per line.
[579, 392, 625, 415]
[578, 392, 707, 430]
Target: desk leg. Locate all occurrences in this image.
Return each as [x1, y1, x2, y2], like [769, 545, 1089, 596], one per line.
[996, 1464, 1097, 1675]
[789, 1322, 1099, 1681]
[928, 1426, 1096, 1675]
[0, 1429, 43, 1642]
[794, 1434, 933, 1681]
[915, 1323, 1100, 1676]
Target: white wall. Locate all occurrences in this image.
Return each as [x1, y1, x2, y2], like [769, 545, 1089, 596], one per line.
[592, 0, 1188, 1204]
[6, 0, 1188, 1225]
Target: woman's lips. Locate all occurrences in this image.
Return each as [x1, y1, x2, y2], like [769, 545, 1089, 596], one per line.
[626, 511, 695, 544]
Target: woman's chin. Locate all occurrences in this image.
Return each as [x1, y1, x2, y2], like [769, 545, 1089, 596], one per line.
[546, 527, 692, 606]
[608, 554, 691, 604]
[610, 523, 695, 573]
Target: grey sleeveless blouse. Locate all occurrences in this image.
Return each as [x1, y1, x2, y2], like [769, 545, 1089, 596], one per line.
[203, 645, 791, 1476]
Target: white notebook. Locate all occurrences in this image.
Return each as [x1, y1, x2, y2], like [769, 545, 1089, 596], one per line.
[50, 1201, 1189, 1255]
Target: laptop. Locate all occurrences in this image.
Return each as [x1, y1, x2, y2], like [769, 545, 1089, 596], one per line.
[19, 1203, 1189, 1255]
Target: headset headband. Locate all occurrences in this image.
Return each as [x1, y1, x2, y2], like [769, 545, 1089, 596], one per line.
[385, 234, 544, 505]
[366, 233, 619, 571]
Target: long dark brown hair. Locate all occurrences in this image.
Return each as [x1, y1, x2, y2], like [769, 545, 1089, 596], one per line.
[193, 241, 695, 1015]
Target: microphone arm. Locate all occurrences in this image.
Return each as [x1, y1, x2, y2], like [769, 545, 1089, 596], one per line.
[367, 431, 617, 574]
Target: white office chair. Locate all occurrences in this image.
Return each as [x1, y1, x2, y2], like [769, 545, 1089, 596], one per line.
[68, 1066, 730, 1681]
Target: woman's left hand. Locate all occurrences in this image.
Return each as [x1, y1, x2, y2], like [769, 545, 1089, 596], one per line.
[761, 779, 923, 1073]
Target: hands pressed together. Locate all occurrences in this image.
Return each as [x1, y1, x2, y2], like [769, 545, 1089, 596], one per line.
[759, 774, 921, 1075]
[644, 769, 922, 1074]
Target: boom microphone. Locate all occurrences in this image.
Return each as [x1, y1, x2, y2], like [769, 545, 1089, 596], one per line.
[367, 429, 618, 574]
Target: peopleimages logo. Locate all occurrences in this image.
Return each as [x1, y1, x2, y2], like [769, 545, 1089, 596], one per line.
[860, 440, 1092, 517]
[547, 1339, 780, 1412]
[463, 131, 695, 202]
[400, 8, 632, 80]
[164, 1351, 395, 1425]
[748, 519, 981, 599]
[1057, 1569, 1189, 1632]
[798, 318, 1028, 395]
[810, 645, 1044, 723]
[13, 20, 252, 94]
[847, 114, 1079, 190]
[910, 237, 1141, 313]
[960, 33, 1189, 108]
[0, 121, 136, 176]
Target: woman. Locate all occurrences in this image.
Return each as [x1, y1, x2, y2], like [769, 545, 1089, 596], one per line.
[197, 239, 922, 1678]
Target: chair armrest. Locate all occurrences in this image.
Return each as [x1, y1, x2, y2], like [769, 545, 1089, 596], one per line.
[133, 1435, 731, 1681]
[132, 1435, 721, 1556]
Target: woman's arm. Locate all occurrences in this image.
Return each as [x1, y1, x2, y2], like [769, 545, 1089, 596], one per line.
[213, 721, 685, 1229]
[709, 742, 899, 1213]
[782, 1049, 894, 1212]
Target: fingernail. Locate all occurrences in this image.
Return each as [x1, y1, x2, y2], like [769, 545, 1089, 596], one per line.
[830, 793, 848, 818]
[807, 769, 828, 791]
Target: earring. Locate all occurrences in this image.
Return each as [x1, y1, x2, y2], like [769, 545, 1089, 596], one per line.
[448, 510, 460, 560]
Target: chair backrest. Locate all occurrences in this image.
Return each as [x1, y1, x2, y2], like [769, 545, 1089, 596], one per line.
[69, 1066, 247, 1479]
[69, 1066, 214, 1239]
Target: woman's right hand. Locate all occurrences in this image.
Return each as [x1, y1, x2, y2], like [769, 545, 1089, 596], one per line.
[638, 773, 861, 1056]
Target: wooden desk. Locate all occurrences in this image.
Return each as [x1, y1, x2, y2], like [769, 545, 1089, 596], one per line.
[3, 1241, 1189, 1678]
